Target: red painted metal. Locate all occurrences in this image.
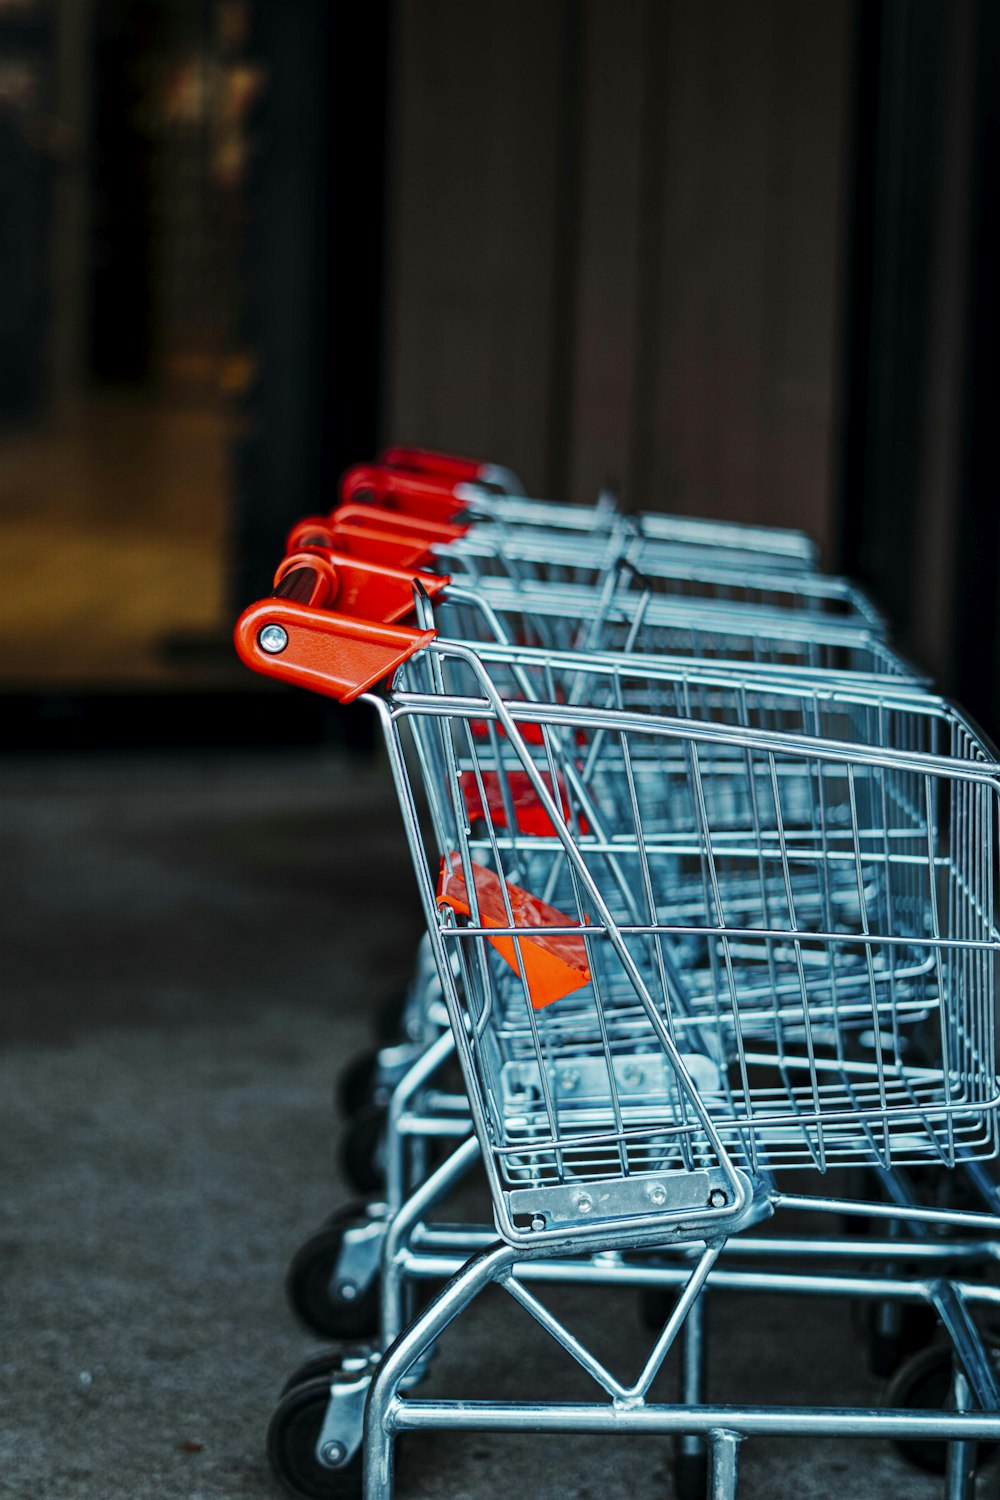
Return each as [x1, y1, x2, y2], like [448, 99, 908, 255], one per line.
[437, 854, 591, 1010]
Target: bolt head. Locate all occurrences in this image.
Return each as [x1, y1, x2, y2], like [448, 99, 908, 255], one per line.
[646, 1182, 667, 1207]
[258, 624, 288, 654]
[708, 1188, 728, 1209]
[320, 1440, 348, 1467]
[573, 1192, 594, 1215]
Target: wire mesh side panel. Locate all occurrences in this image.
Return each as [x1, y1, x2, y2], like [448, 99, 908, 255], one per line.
[384, 651, 1000, 1244]
[443, 536, 881, 628]
[434, 584, 909, 678]
[464, 494, 820, 570]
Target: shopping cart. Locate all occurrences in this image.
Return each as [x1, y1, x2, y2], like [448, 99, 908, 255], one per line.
[286, 462, 822, 599]
[375, 476, 991, 1391]
[260, 516, 918, 1167]
[248, 540, 924, 1192]
[238, 545, 1000, 1500]
[303, 463, 851, 615]
[265, 540, 942, 1406]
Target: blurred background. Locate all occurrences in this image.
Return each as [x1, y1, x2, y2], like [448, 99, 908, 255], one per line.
[1, 0, 997, 748]
[3, 6, 1000, 1497]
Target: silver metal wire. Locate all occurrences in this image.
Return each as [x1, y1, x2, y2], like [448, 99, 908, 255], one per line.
[436, 577, 915, 680]
[367, 636, 1000, 1251]
[452, 482, 820, 571]
[442, 531, 882, 628]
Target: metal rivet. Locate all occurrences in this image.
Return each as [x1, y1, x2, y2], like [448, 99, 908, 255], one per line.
[646, 1182, 667, 1207]
[708, 1189, 728, 1209]
[560, 1069, 580, 1092]
[573, 1192, 594, 1215]
[530, 1216, 546, 1232]
[622, 1064, 645, 1089]
[336, 1280, 358, 1302]
[320, 1441, 348, 1468]
[258, 624, 288, 654]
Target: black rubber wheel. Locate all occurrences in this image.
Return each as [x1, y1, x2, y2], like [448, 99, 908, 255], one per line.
[320, 1198, 382, 1232]
[280, 1346, 373, 1399]
[339, 1103, 388, 1193]
[865, 1300, 939, 1378]
[336, 1050, 380, 1119]
[885, 1343, 998, 1475]
[267, 1377, 363, 1500]
[673, 1444, 708, 1500]
[286, 1224, 380, 1340]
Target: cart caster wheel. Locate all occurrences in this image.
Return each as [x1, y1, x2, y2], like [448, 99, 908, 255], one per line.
[673, 1445, 708, 1500]
[320, 1197, 385, 1231]
[336, 1049, 381, 1119]
[286, 1219, 381, 1340]
[267, 1377, 363, 1500]
[339, 1103, 387, 1193]
[280, 1342, 436, 1400]
[280, 1345, 374, 1399]
[865, 1300, 938, 1377]
[884, 1343, 999, 1474]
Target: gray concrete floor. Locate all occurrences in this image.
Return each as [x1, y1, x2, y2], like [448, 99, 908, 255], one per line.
[0, 750, 985, 1497]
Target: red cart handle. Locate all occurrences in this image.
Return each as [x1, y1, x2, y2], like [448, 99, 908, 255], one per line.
[273, 547, 446, 624]
[288, 503, 465, 570]
[234, 545, 445, 703]
[340, 464, 473, 525]
[382, 446, 524, 496]
[382, 446, 487, 485]
[298, 493, 469, 564]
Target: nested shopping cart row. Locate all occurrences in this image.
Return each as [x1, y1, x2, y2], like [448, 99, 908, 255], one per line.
[238, 450, 1000, 1500]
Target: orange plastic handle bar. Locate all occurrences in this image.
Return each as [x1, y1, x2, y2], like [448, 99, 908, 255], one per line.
[382, 446, 487, 485]
[286, 513, 436, 571]
[290, 501, 466, 571]
[340, 464, 473, 526]
[234, 547, 446, 702]
[273, 552, 338, 607]
[274, 547, 447, 625]
[320, 522, 436, 572]
[437, 855, 591, 1010]
[333, 501, 467, 545]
